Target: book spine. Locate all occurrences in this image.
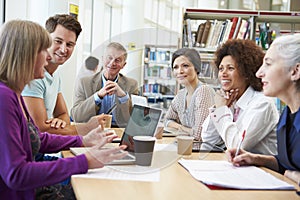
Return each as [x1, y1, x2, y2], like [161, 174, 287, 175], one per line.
[200, 20, 211, 47]
[206, 19, 217, 48]
[186, 19, 193, 47]
[232, 17, 242, 39]
[196, 23, 205, 47]
[228, 17, 238, 39]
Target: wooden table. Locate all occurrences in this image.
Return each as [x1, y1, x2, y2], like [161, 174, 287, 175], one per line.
[64, 129, 300, 200]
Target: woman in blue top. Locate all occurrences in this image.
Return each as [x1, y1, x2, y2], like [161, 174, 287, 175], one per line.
[0, 20, 127, 199]
[226, 34, 300, 185]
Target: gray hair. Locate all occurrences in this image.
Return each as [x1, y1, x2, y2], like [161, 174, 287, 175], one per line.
[105, 42, 127, 61]
[271, 34, 300, 91]
[271, 34, 300, 70]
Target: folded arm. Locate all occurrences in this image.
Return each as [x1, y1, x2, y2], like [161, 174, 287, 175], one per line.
[23, 95, 78, 135]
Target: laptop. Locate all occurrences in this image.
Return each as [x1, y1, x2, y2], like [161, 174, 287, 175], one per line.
[70, 104, 162, 165]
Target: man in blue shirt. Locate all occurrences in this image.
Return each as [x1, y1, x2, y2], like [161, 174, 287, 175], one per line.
[22, 14, 103, 135]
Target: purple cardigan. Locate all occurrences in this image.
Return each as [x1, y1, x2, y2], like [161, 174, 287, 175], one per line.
[0, 82, 88, 199]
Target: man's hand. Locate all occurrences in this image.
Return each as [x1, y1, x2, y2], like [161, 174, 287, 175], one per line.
[97, 80, 126, 98]
[46, 118, 67, 129]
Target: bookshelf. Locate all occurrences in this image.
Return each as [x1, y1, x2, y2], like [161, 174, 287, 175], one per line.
[142, 45, 177, 103]
[182, 8, 300, 50]
[181, 8, 300, 111]
[182, 9, 259, 89]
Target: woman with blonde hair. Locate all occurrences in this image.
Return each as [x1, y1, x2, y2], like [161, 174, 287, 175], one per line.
[0, 20, 127, 199]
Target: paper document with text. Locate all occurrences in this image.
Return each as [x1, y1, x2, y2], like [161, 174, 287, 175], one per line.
[178, 159, 295, 190]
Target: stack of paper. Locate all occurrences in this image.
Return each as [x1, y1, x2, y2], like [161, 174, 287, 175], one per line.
[178, 159, 295, 190]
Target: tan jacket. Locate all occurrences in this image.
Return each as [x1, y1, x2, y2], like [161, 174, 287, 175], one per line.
[71, 70, 139, 127]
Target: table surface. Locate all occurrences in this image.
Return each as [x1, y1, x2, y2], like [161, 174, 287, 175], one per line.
[63, 128, 300, 200]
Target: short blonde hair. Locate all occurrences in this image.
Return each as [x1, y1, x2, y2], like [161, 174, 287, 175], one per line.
[0, 20, 52, 92]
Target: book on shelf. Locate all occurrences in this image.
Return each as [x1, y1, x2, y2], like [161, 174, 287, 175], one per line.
[145, 64, 171, 80]
[232, 17, 242, 39]
[200, 20, 211, 47]
[195, 22, 205, 47]
[259, 22, 270, 50]
[228, 17, 239, 39]
[244, 16, 254, 40]
[221, 19, 232, 44]
[200, 61, 212, 78]
[145, 47, 171, 63]
[143, 83, 161, 93]
[236, 19, 248, 39]
[209, 20, 223, 48]
[186, 18, 193, 47]
[205, 19, 217, 48]
[216, 20, 228, 45]
[183, 23, 188, 47]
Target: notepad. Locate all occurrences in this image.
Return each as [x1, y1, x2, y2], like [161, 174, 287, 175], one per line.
[178, 159, 295, 190]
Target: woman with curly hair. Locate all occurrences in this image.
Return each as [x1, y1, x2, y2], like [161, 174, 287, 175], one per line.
[201, 39, 279, 155]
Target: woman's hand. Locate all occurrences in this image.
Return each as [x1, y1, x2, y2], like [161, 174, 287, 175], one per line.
[86, 114, 106, 130]
[215, 89, 239, 108]
[75, 115, 107, 136]
[226, 148, 256, 167]
[85, 145, 128, 169]
[82, 125, 117, 147]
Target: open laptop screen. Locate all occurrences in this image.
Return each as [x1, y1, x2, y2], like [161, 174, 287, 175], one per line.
[120, 104, 162, 152]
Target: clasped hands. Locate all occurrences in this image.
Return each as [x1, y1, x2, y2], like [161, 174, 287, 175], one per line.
[82, 125, 128, 169]
[97, 80, 126, 99]
[214, 89, 239, 108]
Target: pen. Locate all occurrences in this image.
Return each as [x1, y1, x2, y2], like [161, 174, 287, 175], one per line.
[235, 130, 246, 157]
[106, 103, 117, 115]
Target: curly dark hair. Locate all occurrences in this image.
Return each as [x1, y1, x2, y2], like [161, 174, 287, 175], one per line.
[45, 14, 82, 41]
[214, 39, 265, 91]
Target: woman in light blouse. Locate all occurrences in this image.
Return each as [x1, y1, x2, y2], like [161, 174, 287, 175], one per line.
[164, 48, 215, 141]
[201, 39, 279, 154]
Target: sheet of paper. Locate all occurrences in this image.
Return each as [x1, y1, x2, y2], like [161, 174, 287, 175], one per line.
[131, 94, 148, 106]
[178, 159, 295, 190]
[72, 165, 160, 182]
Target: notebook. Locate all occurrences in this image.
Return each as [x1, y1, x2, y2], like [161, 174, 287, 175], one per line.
[70, 104, 162, 165]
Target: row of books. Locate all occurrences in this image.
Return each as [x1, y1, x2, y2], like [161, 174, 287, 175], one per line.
[183, 16, 254, 48]
[144, 47, 171, 63]
[144, 63, 172, 80]
[143, 83, 176, 95]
